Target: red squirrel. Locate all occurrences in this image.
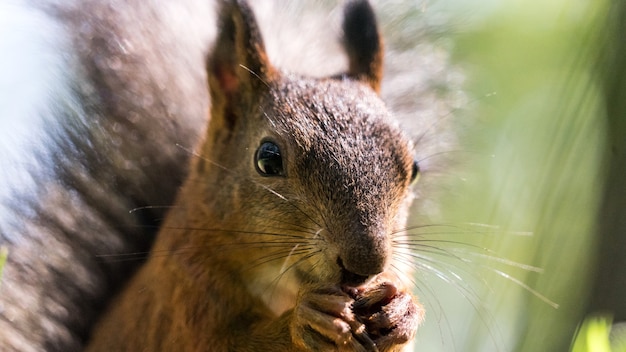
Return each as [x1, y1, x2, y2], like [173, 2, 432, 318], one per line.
[87, 1, 422, 350]
[0, 0, 450, 350]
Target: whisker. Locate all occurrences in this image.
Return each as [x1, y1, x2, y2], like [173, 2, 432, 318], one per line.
[95, 246, 225, 263]
[395, 220, 556, 309]
[247, 247, 314, 269]
[96, 228, 318, 264]
[158, 226, 313, 239]
[261, 250, 322, 299]
[176, 143, 324, 230]
[395, 222, 533, 237]
[128, 205, 178, 214]
[397, 241, 558, 308]
[396, 242, 470, 264]
[258, 217, 319, 233]
[487, 269, 559, 309]
[278, 250, 320, 279]
[415, 149, 470, 165]
[389, 262, 459, 352]
[448, 249, 544, 273]
[176, 143, 288, 201]
[462, 222, 533, 236]
[279, 244, 301, 275]
[398, 252, 483, 309]
[402, 249, 498, 302]
[412, 112, 452, 148]
[399, 240, 545, 275]
[394, 238, 489, 251]
[395, 250, 505, 350]
[239, 64, 270, 88]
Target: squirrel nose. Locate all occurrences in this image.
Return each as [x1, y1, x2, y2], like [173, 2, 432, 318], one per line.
[332, 218, 390, 285]
[337, 258, 371, 286]
[336, 252, 385, 286]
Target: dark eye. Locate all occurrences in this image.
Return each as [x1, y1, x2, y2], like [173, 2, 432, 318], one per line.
[255, 141, 284, 176]
[410, 160, 420, 184]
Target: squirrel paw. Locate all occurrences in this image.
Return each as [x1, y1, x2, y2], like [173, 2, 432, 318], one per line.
[291, 283, 421, 352]
[350, 282, 422, 351]
[291, 286, 377, 352]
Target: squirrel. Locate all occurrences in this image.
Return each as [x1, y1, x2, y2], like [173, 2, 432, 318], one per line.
[85, 0, 423, 351]
[0, 0, 439, 351]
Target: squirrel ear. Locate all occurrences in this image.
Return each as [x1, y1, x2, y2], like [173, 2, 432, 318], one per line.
[342, 0, 384, 93]
[207, 0, 275, 128]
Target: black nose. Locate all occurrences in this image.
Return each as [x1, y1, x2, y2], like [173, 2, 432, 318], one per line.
[337, 258, 372, 286]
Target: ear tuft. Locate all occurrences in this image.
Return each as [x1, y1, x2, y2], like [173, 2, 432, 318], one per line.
[342, 0, 384, 93]
[206, 0, 275, 130]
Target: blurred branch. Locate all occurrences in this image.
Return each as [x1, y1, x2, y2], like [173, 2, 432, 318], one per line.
[588, 0, 626, 320]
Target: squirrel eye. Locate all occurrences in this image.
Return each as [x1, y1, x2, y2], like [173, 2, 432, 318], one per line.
[255, 141, 284, 176]
[410, 160, 420, 184]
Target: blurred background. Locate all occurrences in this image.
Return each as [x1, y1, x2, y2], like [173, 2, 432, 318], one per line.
[383, 0, 625, 351]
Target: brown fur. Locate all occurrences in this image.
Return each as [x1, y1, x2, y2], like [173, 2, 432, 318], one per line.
[87, 1, 423, 351]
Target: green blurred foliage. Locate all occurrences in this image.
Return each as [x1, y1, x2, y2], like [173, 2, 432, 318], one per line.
[570, 316, 626, 352]
[571, 316, 612, 352]
[410, 0, 611, 350]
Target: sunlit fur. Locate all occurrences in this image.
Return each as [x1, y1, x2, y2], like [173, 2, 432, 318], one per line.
[82, 0, 430, 350]
[0, 0, 463, 351]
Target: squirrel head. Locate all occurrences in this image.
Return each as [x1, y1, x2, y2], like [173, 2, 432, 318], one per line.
[192, 0, 419, 289]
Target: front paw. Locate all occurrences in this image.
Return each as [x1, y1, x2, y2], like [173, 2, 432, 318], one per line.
[349, 282, 423, 351]
[291, 286, 377, 352]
